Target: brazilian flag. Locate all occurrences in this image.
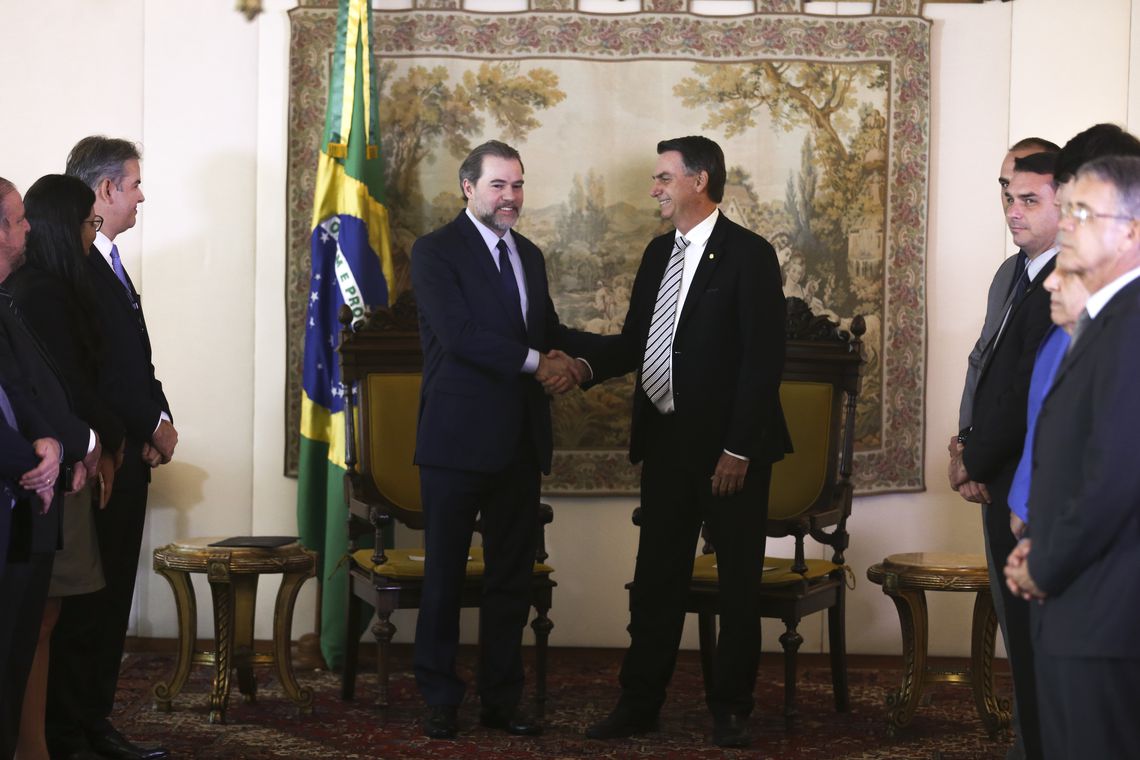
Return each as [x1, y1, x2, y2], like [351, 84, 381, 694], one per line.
[297, 0, 394, 670]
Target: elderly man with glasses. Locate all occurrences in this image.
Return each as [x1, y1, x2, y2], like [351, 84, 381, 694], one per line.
[1003, 154, 1140, 760]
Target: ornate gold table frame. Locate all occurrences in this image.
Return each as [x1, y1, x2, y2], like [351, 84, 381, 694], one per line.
[866, 552, 1011, 738]
[152, 538, 316, 723]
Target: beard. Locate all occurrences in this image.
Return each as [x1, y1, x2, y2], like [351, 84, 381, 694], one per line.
[472, 198, 519, 234]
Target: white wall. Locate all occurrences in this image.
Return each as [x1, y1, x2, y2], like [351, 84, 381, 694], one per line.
[1, 0, 1135, 658]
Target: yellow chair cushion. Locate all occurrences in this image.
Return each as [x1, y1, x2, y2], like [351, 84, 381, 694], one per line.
[691, 553, 842, 586]
[352, 546, 553, 580]
[769, 381, 833, 521]
[365, 373, 423, 513]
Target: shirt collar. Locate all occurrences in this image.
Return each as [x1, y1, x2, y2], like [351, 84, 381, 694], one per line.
[1026, 245, 1058, 282]
[1086, 264, 1140, 319]
[465, 208, 515, 256]
[677, 208, 719, 249]
[93, 231, 114, 267]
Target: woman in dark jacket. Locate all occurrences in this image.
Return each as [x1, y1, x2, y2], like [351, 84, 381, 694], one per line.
[9, 174, 124, 760]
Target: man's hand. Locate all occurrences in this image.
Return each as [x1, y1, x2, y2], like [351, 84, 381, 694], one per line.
[68, 465, 87, 494]
[536, 350, 587, 395]
[82, 431, 102, 478]
[1010, 512, 1027, 540]
[141, 443, 163, 468]
[21, 437, 61, 493]
[957, 480, 991, 504]
[711, 453, 748, 497]
[152, 420, 178, 464]
[947, 436, 969, 489]
[1004, 539, 1046, 601]
[21, 437, 62, 512]
[96, 451, 117, 508]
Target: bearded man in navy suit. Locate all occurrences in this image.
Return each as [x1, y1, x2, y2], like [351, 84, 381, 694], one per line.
[410, 140, 584, 740]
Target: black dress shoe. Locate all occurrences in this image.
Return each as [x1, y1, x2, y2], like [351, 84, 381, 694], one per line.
[712, 713, 752, 748]
[423, 705, 459, 740]
[88, 728, 168, 760]
[479, 704, 543, 736]
[585, 704, 659, 739]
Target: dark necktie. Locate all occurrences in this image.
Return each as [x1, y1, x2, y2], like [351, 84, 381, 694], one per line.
[1006, 250, 1028, 302]
[496, 240, 525, 334]
[641, 235, 690, 404]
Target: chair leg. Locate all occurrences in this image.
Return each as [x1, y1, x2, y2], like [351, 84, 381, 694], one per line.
[697, 611, 717, 702]
[779, 618, 803, 730]
[372, 612, 396, 709]
[341, 585, 361, 701]
[530, 606, 553, 716]
[828, 582, 850, 712]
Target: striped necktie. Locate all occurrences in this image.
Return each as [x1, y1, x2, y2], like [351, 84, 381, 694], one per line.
[641, 235, 689, 405]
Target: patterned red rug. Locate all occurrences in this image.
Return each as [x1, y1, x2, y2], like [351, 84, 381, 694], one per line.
[113, 647, 1013, 759]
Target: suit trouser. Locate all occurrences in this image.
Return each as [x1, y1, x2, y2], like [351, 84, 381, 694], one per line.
[618, 410, 772, 719]
[982, 500, 1041, 760]
[0, 551, 53, 760]
[414, 444, 540, 709]
[46, 448, 148, 751]
[1035, 652, 1140, 760]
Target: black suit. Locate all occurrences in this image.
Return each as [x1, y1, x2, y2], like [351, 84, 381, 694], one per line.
[961, 255, 1055, 760]
[1025, 276, 1140, 759]
[47, 242, 170, 752]
[573, 211, 788, 717]
[0, 285, 92, 759]
[410, 211, 575, 709]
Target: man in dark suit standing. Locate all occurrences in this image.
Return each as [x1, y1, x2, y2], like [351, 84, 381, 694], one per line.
[949, 151, 1060, 760]
[0, 179, 95, 760]
[1004, 155, 1140, 760]
[410, 140, 581, 740]
[581, 136, 788, 749]
[45, 137, 173, 760]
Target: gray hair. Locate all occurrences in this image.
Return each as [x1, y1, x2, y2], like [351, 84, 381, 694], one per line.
[65, 136, 142, 191]
[1076, 155, 1140, 218]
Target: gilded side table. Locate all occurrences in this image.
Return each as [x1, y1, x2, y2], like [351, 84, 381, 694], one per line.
[152, 538, 316, 723]
[866, 552, 1010, 738]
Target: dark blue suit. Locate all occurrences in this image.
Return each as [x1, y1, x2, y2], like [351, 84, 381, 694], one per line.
[410, 210, 573, 709]
[1026, 277, 1140, 759]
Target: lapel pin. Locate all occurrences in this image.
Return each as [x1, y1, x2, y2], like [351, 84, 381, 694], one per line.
[708, 252, 715, 260]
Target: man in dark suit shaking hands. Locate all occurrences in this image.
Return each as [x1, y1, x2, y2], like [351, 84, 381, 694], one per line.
[410, 140, 582, 740]
[582, 136, 789, 749]
[1004, 155, 1140, 760]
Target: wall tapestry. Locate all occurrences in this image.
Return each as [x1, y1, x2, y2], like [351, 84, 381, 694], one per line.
[286, 0, 930, 495]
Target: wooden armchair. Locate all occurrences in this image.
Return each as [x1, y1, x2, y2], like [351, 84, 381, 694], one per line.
[337, 292, 555, 709]
[635, 298, 864, 728]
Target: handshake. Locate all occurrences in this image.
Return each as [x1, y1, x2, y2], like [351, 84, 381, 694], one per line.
[536, 350, 591, 396]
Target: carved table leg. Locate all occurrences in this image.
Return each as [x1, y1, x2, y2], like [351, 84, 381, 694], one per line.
[152, 565, 196, 712]
[207, 568, 235, 724]
[531, 604, 553, 716]
[231, 575, 260, 704]
[882, 584, 928, 737]
[970, 589, 1011, 738]
[273, 568, 315, 714]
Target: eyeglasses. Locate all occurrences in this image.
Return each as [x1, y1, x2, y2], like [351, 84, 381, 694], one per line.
[1059, 203, 1135, 226]
[85, 215, 103, 232]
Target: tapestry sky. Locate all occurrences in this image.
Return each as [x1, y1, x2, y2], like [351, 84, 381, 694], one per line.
[297, 0, 394, 669]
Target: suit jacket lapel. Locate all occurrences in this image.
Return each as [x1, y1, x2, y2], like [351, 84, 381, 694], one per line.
[454, 211, 525, 334]
[514, 232, 546, 344]
[980, 255, 1056, 375]
[1045, 276, 1140, 402]
[676, 213, 727, 332]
